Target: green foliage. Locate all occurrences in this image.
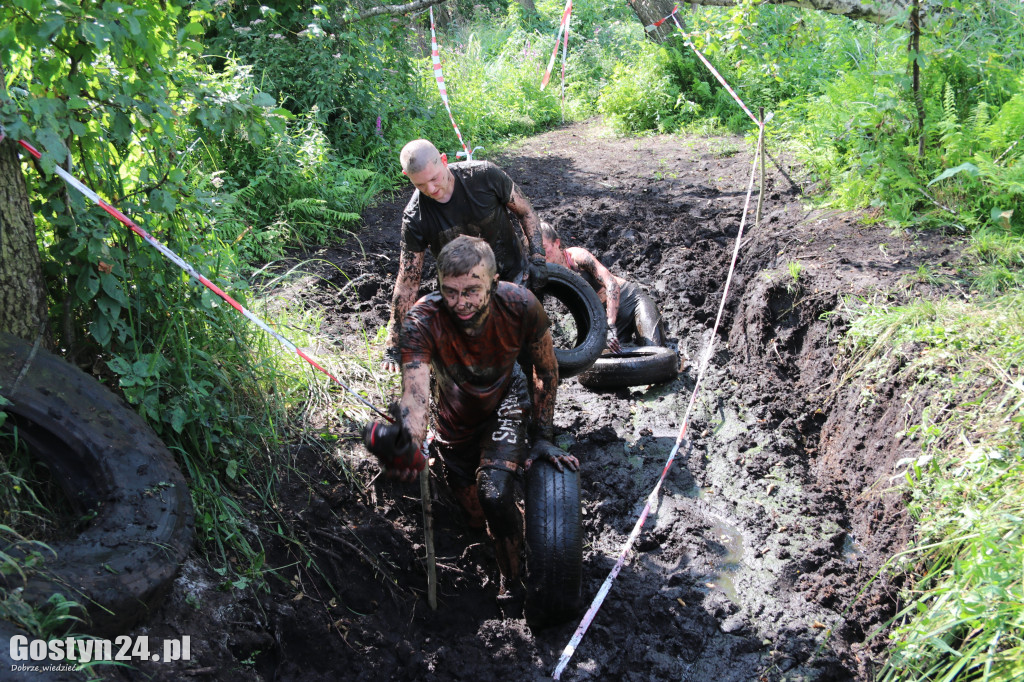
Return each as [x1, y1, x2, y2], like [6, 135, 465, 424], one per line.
[841, 294, 1024, 682]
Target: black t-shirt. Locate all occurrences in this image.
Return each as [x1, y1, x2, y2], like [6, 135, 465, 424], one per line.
[401, 161, 528, 281]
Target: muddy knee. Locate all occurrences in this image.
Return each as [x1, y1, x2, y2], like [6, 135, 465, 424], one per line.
[477, 468, 523, 539]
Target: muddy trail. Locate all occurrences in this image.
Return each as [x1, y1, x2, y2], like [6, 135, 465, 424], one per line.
[114, 120, 959, 682]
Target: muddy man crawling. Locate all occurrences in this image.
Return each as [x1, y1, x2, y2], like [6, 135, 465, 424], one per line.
[363, 235, 578, 616]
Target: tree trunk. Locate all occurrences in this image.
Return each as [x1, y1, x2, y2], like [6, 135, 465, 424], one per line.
[0, 139, 50, 343]
[628, 0, 678, 42]
[517, 0, 536, 13]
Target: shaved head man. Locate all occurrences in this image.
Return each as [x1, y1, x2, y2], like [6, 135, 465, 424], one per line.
[381, 139, 549, 371]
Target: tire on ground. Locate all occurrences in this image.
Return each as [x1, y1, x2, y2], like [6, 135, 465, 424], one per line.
[541, 263, 607, 378]
[578, 346, 679, 390]
[524, 458, 583, 626]
[0, 333, 194, 637]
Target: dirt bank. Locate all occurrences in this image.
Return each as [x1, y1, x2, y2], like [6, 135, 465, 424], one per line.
[112, 119, 960, 682]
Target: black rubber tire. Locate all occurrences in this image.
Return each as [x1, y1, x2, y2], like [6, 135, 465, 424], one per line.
[578, 346, 679, 389]
[541, 263, 607, 378]
[0, 333, 194, 637]
[524, 458, 583, 626]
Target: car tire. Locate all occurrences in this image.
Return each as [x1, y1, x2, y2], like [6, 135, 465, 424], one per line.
[578, 346, 679, 390]
[0, 333, 194, 637]
[541, 264, 607, 378]
[524, 458, 583, 626]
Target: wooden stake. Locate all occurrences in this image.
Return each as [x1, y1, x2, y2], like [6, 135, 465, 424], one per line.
[420, 466, 437, 610]
[755, 107, 766, 229]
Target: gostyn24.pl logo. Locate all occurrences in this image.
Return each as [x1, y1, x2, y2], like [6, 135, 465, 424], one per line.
[9, 635, 190, 665]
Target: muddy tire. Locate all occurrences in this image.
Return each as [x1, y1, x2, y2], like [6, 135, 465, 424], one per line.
[0, 333, 194, 637]
[578, 346, 679, 389]
[542, 263, 607, 378]
[524, 458, 583, 625]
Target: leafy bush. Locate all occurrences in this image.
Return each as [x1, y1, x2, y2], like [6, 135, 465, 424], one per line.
[597, 44, 681, 133]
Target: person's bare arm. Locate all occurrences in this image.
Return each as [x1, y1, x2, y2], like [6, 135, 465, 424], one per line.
[527, 330, 578, 471]
[398, 357, 430, 447]
[568, 247, 621, 352]
[382, 245, 425, 371]
[507, 184, 543, 259]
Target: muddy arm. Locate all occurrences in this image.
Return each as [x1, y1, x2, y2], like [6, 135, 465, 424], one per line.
[528, 329, 559, 437]
[383, 245, 426, 359]
[568, 247, 620, 326]
[507, 184, 543, 260]
[398, 358, 430, 446]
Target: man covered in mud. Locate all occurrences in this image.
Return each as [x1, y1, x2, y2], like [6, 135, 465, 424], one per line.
[380, 139, 548, 371]
[362, 235, 578, 615]
[541, 222, 666, 352]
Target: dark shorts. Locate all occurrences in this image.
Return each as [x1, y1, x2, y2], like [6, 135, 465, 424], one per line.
[431, 365, 531, 489]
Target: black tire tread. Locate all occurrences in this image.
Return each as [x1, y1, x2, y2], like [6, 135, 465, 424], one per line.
[525, 459, 582, 624]
[0, 333, 194, 636]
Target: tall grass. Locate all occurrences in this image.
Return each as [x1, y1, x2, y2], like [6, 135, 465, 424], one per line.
[839, 292, 1024, 681]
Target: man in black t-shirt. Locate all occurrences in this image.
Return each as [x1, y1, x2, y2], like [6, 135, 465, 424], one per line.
[380, 139, 548, 371]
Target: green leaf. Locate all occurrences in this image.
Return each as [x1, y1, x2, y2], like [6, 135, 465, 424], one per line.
[225, 459, 238, 480]
[149, 188, 177, 214]
[91, 314, 111, 346]
[170, 406, 187, 434]
[37, 15, 65, 40]
[95, 295, 122, 322]
[101, 272, 129, 305]
[75, 268, 100, 302]
[928, 163, 979, 186]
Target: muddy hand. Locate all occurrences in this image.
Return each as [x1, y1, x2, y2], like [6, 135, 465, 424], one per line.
[381, 345, 400, 373]
[606, 328, 621, 354]
[528, 439, 578, 473]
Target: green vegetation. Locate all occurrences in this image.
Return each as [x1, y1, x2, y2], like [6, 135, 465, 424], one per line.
[840, 293, 1024, 681]
[1, 0, 1022, 676]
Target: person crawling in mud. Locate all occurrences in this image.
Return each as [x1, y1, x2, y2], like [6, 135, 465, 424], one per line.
[380, 139, 549, 371]
[363, 235, 578, 615]
[541, 222, 666, 352]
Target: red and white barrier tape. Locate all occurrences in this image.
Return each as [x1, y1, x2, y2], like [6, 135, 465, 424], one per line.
[541, 0, 572, 94]
[429, 7, 478, 160]
[11, 135, 389, 421]
[643, 3, 678, 33]
[552, 131, 765, 680]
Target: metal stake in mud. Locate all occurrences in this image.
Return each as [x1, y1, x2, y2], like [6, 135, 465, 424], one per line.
[420, 463, 438, 611]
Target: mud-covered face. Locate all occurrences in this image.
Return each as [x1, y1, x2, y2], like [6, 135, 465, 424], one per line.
[440, 264, 497, 331]
[542, 236, 566, 266]
[408, 159, 454, 203]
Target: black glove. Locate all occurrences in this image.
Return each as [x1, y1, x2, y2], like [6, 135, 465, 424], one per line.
[528, 438, 578, 473]
[527, 254, 549, 292]
[362, 403, 425, 479]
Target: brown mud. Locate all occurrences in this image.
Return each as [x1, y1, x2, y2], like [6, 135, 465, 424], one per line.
[111, 120, 961, 681]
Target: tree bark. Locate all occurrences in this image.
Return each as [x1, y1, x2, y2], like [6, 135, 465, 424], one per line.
[630, 0, 910, 39]
[340, 0, 448, 24]
[0, 139, 50, 343]
[629, 0, 678, 42]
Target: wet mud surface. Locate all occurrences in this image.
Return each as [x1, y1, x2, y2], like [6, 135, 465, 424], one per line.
[113, 120, 961, 681]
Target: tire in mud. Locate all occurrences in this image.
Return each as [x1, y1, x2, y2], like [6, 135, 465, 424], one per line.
[578, 346, 679, 390]
[541, 263, 607, 378]
[0, 333, 194, 637]
[524, 458, 583, 626]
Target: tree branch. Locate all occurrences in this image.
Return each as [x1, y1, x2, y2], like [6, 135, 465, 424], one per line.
[340, 0, 448, 24]
[680, 0, 910, 26]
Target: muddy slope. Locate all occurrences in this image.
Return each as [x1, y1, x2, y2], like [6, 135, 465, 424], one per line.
[111, 120, 960, 682]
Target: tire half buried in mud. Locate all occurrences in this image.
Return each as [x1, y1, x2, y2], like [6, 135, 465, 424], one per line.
[524, 458, 582, 625]
[578, 346, 679, 389]
[541, 263, 607, 378]
[0, 333, 194, 636]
